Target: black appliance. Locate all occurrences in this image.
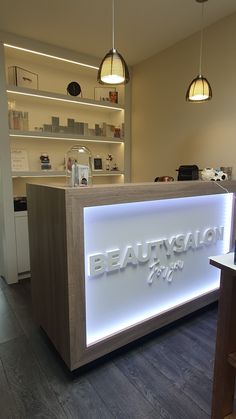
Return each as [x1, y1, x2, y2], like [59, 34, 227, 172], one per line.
[176, 165, 199, 181]
[14, 196, 27, 211]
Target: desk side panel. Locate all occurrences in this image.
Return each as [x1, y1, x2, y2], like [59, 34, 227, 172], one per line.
[27, 184, 71, 366]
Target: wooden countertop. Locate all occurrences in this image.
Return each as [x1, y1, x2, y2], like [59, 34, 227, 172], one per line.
[209, 253, 236, 274]
[27, 180, 236, 207]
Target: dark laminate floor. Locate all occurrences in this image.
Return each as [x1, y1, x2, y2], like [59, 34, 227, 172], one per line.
[0, 276, 219, 419]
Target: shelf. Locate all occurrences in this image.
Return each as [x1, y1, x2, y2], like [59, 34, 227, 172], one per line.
[7, 85, 124, 111]
[9, 130, 124, 144]
[12, 171, 124, 178]
[224, 414, 236, 418]
[12, 171, 65, 178]
[92, 171, 124, 177]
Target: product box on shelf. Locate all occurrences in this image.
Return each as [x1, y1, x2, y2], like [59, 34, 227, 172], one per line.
[8, 110, 29, 130]
[8, 66, 39, 89]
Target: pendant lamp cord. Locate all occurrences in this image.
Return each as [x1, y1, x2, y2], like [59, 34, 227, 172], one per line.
[112, 0, 115, 51]
[199, 2, 204, 76]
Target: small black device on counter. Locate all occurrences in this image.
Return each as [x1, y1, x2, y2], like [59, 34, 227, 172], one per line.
[176, 165, 199, 181]
[14, 196, 27, 211]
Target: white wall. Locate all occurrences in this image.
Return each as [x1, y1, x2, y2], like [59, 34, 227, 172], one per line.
[131, 13, 236, 182]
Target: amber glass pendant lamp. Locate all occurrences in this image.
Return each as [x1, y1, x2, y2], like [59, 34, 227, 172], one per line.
[186, 0, 212, 102]
[97, 0, 130, 85]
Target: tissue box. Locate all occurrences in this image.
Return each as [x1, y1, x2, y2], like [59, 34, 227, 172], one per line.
[8, 66, 39, 89]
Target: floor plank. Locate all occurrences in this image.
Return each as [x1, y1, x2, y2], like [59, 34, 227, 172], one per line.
[2, 279, 35, 337]
[0, 289, 23, 344]
[114, 349, 208, 419]
[0, 336, 67, 418]
[86, 361, 158, 419]
[145, 323, 216, 380]
[1, 280, 115, 418]
[0, 358, 19, 418]
[0, 279, 221, 419]
[139, 333, 213, 414]
[25, 330, 116, 419]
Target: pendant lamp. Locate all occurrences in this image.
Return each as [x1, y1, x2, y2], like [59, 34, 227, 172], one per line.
[186, 0, 212, 102]
[97, 0, 130, 85]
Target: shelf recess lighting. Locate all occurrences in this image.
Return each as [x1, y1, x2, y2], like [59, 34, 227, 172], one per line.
[186, 0, 212, 102]
[97, 0, 130, 85]
[9, 133, 124, 144]
[4, 44, 99, 70]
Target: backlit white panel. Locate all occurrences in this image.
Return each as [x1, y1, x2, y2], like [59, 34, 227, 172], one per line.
[84, 193, 233, 345]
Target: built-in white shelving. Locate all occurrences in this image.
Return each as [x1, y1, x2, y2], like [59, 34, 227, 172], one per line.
[0, 33, 131, 284]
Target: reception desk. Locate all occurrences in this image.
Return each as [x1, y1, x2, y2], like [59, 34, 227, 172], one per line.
[27, 180, 236, 370]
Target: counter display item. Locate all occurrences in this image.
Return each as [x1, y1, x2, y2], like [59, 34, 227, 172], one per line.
[177, 165, 199, 181]
[40, 153, 51, 170]
[66, 145, 92, 187]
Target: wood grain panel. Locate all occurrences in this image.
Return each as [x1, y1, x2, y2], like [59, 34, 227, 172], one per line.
[35, 180, 236, 207]
[211, 271, 236, 419]
[27, 184, 71, 366]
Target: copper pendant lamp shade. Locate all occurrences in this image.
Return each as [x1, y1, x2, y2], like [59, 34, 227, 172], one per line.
[97, 0, 130, 85]
[186, 0, 212, 102]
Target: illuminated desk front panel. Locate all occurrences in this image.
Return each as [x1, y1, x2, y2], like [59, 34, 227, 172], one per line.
[27, 181, 236, 370]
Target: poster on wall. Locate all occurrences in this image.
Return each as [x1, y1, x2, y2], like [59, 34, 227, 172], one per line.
[11, 149, 29, 171]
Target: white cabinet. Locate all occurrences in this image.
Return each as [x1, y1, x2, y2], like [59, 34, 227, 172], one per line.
[14, 211, 30, 276]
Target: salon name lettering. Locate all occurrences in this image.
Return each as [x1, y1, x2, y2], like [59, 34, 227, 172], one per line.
[88, 226, 224, 277]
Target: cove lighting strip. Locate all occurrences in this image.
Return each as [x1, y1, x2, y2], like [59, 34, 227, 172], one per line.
[6, 89, 124, 111]
[87, 285, 220, 346]
[9, 133, 124, 144]
[4, 44, 99, 70]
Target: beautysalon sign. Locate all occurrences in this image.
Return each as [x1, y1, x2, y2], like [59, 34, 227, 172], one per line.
[84, 194, 233, 345]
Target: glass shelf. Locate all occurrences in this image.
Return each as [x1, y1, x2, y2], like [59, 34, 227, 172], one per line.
[9, 130, 124, 144]
[7, 86, 124, 111]
[12, 170, 124, 178]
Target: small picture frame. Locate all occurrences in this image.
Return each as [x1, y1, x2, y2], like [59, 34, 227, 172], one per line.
[94, 87, 118, 103]
[93, 157, 103, 171]
[11, 148, 29, 171]
[109, 90, 118, 103]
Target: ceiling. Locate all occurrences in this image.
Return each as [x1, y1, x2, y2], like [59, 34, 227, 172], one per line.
[0, 0, 236, 66]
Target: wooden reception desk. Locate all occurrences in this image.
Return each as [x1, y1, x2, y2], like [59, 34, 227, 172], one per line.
[27, 180, 236, 370]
